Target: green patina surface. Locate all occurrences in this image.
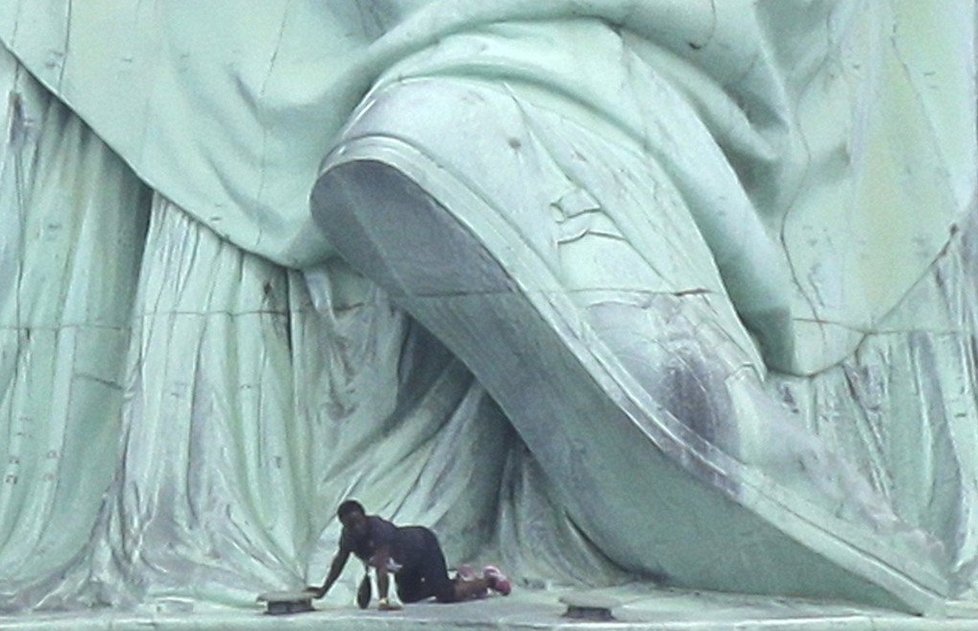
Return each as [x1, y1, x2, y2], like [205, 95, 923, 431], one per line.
[0, 0, 976, 624]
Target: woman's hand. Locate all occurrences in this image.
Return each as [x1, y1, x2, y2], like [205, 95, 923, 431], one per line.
[378, 597, 402, 611]
[304, 586, 326, 599]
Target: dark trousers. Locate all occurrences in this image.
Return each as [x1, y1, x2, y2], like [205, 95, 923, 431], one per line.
[391, 526, 456, 603]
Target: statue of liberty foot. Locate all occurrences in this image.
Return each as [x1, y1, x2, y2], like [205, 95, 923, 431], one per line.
[311, 77, 949, 614]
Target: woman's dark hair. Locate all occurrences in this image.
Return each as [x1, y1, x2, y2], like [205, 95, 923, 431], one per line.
[337, 499, 365, 520]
